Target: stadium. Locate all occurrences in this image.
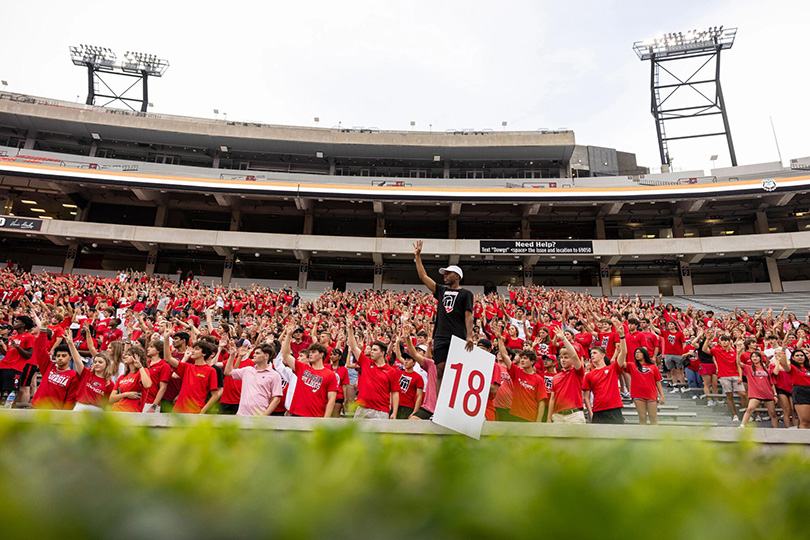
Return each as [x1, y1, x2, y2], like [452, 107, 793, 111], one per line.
[1, 3, 810, 537]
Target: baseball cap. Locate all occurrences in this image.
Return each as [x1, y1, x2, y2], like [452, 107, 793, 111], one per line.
[439, 265, 463, 279]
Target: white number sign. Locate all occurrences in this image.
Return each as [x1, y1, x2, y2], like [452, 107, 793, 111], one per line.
[432, 336, 495, 439]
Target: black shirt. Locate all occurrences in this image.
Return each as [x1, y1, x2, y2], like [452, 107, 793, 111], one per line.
[432, 284, 474, 340]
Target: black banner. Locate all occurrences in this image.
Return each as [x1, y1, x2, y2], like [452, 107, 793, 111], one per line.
[480, 240, 593, 255]
[0, 215, 42, 231]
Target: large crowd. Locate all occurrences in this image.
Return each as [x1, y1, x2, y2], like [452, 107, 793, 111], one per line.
[2, 244, 810, 429]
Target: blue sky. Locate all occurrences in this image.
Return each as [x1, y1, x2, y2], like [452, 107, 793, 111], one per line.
[4, 0, 807, 172]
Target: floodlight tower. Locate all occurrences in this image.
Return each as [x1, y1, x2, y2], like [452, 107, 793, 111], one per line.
[69, 45, 169, 112]
[633, 27, 738, 168]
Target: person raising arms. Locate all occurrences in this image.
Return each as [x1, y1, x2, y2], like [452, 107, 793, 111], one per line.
[281, 322, 338, 418]
[413, 240, 475, 385]
[583, 319, 628, 424]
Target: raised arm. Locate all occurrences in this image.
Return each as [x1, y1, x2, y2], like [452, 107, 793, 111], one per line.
[496, 333, 512, 370]
[162, 328, 179, 368]
[66, 333, 85, 377]
[346, 317, 363, 360]
[554, 326, 582, 370]
[280, 323, 295, 370]
[613, 318, 627, 368]
[413, 240, 436, 294]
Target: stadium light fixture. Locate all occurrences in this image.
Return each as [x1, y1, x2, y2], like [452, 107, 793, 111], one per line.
[22, 200, 37, 205]
[316, 151, 324, 159]
[69, 44, 169, 112]
[91, 132, 102, 141]
[633, 26, 738, 168]
[220, 145, 229, 153]
[633, 26, 736, 60]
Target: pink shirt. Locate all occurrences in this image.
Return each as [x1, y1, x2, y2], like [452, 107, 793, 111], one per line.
[421, 357, 438, 413]
[229, 365, 284, 416]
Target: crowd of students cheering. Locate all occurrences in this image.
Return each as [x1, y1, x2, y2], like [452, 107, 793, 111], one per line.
[1, 266, 810, 429]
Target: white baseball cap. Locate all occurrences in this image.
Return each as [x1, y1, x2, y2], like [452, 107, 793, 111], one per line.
[439, 265, 464, 279]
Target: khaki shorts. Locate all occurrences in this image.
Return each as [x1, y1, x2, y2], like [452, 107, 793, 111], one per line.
[353, 406, 390, 419]
[719, 376, 745, 393]
[551, 410, 586, 424]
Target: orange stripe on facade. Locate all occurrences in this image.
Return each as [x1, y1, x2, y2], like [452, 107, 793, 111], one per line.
[2, 161, 809, 194]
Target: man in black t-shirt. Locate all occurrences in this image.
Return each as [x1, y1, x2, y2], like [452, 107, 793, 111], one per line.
[413, 240, 475, 382]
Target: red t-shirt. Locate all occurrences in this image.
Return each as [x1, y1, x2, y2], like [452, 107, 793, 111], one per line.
[221, 357, 254, 405]
[582, 361, 624, 412]
[163, 350, 187, 403]
[112, 371, 146, 412]
[769, 363, 792, 392]
[661, 330, 685, 355]
[788, 364, 810, 387]
[356, 353, 399, 412]
[596, 331, 619, 357]
[744, 364, 774, 401]
[335, 366, 350, 401]
[289, 360, 338, 417]
[624, 363, 661, 401]
[574, 332, 593, 351]
[710, 346, 738, 378]
[493, 363, 513, 410]
[550, 365, 585, 413]
[486, 363, 505, 421]
[76, 369, 114, 408]
[31, 333, 79, 410]
[0, 332, 34, 372]
[507, 363, 548, 422]
[397, 370, 424, 409]
[173, 362, 218, 414]
[143, 359, 172, 406]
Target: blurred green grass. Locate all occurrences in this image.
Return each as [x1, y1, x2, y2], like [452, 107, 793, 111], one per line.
[0, 414, 808, 540]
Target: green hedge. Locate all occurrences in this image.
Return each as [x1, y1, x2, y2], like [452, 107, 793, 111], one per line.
[0, 415, 808, 539]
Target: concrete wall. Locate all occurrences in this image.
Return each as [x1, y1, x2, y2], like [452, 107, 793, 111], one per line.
[692, 282, 773, 294]
[782, 280, 810, 292]
[19, 219, 810, 261]
[587, 146, 619, 176]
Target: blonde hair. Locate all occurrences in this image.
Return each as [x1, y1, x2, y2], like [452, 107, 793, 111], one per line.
[93, 352, 114, 380]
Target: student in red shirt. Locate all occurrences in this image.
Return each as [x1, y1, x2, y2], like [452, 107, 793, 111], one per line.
[583, 321, 627, 424]
[163, 336, 221, 414]
[346, 320, 399, 419]
[141, 338, 171, 413]
[30, 329, 80, 410]
[702, 331, 747, 422]
[547, 329, 586, 423]
[281, 325, 338, 418]
[0, 315, 35, 406]
[393, 336, 425, 419]
[624, 347, 665, 425]
[110, 346, 152, 412]
[739, 351, 779, 428]
[777, 348, 810, 429]
[329, 347, 351, 418]
[66, 336, 114, 411]
[496, 334, 547, 422]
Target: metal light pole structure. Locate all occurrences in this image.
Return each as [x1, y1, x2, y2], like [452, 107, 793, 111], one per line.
[633, 27, 738, 169]
[69, 45, 169, 112]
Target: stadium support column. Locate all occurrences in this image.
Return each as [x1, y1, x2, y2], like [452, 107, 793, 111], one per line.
[595, 219, 606, 240]
[679, 260, 694, 295]
[755, 212, 769, 234]
[599, 263, 612, 296]
[222, 257, 234, 288]
[62, 243, 79, 274]
[765, 257, 783, 293]
[373, 253, 383, 291]
[297, 256, 310, 289]
[145, 250, 158, 276]
[672, 217, 684, 238]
